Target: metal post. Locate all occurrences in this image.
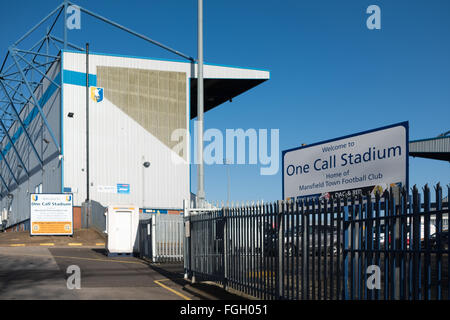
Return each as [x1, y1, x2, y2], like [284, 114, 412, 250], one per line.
[392, 185, 401, 300]
[434, 184, 442, 300]
[152, 214, 157, 262]
[343, 206, 349, 300]
[85, 43, 89, 202]
[196, 0, 205, 205]
[184, 199, 189, 279]
[224, 158, 230, 203]
[46, 26, 49, 64]
[277, 200, 283, 299]
[223, 206, 228, 289]
[142, 156, 145, 209]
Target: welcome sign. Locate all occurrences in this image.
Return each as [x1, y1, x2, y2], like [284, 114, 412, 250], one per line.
[30, 194, 73, 235]
[282, 122, 408, 200]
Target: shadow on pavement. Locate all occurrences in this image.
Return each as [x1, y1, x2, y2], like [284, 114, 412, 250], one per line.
[147, 263, 247, 300]
[88, 247, 247, 300]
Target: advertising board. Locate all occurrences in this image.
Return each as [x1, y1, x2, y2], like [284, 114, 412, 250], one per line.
[30, 194, 73, 235]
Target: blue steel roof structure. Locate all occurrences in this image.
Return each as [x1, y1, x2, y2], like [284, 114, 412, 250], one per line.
[409, 131, 450, 162]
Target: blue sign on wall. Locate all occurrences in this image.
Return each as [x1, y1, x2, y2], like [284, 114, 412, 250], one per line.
[117, 184, 130, 194]
[143, 209, 168, 214]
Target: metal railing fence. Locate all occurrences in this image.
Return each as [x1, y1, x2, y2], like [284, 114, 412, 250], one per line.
[184, 183, 449, 300]
[139, 213, 184, 263]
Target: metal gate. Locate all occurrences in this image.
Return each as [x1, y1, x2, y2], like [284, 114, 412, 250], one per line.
[139, 214, 184, 263]
[184, 184, 449, 300]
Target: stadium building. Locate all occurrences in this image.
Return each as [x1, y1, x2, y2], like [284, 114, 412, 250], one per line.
[0, 3, 269, 231]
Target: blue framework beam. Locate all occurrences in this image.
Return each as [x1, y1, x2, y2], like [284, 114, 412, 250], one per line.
[49, 35, 85, 52]
[1, 78, 42, 86]
[0, 173, 10, 193]
[70, 2, 195, 62]
[16, 54, 61, 89]
[2, 80, 38, 105]
[2, 35, 49, 76]
[32, 7, 63, 65]
[48, 37, 61, 52]
[9, 48, 61, 153]
[0, 99, 26, 104]
[0, 0, 197, 201]
[1, 60, 55, 78]
[0, 149, 19, 187]
[14, 3, 64, 47]
[0, 119, 30, 178]
[0, 80, 44, 168]
[14, 49, 60, 60]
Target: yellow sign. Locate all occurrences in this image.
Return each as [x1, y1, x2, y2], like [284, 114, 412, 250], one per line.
[32, 222, 72, 235]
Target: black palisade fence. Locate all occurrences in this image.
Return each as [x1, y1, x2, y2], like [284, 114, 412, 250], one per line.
[184, 183, 449, 300]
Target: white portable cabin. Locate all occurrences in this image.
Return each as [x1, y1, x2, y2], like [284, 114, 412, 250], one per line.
[106, 205, 139, 254]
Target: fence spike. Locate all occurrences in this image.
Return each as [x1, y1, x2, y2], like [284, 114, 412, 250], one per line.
[434, 182, 441, 192]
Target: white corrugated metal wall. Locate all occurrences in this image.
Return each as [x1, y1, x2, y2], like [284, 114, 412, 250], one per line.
[0, 49, 270, 228]
[62, 51, 190, 209]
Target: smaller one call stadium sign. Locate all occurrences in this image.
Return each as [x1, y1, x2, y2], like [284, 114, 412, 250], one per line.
[30, 194, 73, 235]
[282, 122, 408, 201]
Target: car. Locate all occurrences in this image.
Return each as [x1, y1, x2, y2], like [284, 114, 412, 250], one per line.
[262, 222, 278, 257]
[429, 231, 449, 251]
[283, 225, 341, 257]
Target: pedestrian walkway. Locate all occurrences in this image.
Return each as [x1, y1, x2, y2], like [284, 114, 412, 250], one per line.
[0, 229, 106, 248]
[0, 246, 246, 300]
[0, 246, 198, 300]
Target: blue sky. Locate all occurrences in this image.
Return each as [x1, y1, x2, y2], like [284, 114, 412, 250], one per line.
[1, 0, 449, 202]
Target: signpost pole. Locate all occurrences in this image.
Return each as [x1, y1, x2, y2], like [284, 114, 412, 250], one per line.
[197, 0, 205, 206]
[85, 43, 90, 204]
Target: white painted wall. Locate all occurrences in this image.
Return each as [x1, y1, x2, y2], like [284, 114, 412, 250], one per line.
[62, 51, 190, 209]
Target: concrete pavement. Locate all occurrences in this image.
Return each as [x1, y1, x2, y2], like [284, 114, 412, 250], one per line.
[0, 246, 246, 300]
[0, 229, 247, 300]
[0, 246, 199, 300]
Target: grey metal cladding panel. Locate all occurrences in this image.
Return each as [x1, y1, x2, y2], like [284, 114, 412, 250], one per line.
[409, 137, 450, 153]
[1, 82, 61, 193]
[0, 61, 61, 226]
[96, 66, 186, 158]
